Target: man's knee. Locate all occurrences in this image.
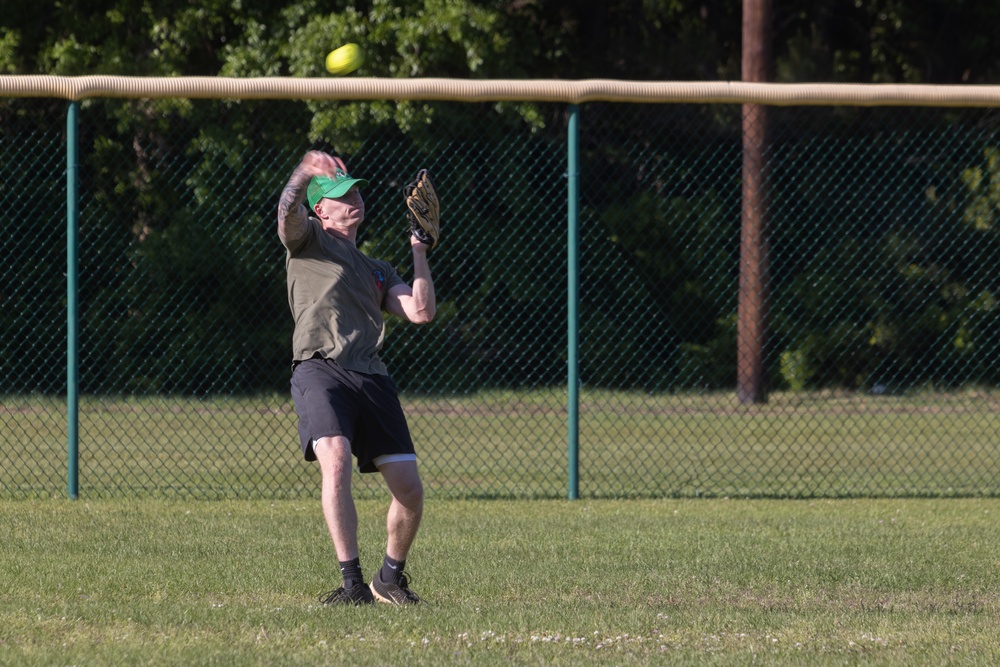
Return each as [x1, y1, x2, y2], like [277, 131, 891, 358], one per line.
[401, 476, 424, 508]
[382, 462, 424, 508]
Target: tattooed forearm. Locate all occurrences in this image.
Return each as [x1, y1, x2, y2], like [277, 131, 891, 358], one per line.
[277, 165, 313, 243]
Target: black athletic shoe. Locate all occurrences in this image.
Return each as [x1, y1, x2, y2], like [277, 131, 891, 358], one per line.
[318, 584, 375, 606]
[370, 571, 421, 605]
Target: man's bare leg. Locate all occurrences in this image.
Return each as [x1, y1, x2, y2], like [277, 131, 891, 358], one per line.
[314, 436, 359, 561]
[313, 436, 358, 562]
[313, 436, 375, 605]
[370, 459, 424, 604]
[380, 459, 424, 559]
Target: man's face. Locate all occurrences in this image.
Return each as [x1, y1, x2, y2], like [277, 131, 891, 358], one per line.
[317, 186, 365, 224]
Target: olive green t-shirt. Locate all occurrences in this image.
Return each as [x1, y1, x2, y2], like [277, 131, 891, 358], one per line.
[281, 217, 405, 375]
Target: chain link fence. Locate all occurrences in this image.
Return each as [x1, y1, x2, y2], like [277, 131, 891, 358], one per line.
[1, 91, 998, 499]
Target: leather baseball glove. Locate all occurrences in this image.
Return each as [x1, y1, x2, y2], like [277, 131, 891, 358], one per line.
[403, 169, 440, 248]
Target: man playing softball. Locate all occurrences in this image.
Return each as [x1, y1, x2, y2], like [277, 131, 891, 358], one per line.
[277, 149, 440, 605]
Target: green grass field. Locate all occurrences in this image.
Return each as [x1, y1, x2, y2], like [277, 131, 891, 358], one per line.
[2, 497, 999, 666]
[2, 391, 997, 663]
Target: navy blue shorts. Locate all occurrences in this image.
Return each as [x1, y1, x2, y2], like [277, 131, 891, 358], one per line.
[290, 358, 415, 473]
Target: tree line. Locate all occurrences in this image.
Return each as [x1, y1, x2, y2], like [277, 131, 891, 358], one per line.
[1, 1, 998, 395]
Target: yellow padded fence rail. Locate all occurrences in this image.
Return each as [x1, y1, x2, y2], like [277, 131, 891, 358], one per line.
[2, 76, 1000, 106]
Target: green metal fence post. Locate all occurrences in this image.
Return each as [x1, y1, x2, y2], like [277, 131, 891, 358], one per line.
[567, 103, 580, 500]
[66, 100, 79, 500]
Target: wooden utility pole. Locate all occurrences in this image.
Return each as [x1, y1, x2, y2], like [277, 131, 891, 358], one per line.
[738, 0, 772, 404]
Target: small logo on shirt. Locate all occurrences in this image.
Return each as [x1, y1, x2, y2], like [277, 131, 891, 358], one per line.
[373, 269, 385, 290]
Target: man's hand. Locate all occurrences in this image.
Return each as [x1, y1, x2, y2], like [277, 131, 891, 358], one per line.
[300, 150, 339, 177]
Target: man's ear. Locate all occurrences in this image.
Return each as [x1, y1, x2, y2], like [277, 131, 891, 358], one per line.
[312, 200, 324, 217]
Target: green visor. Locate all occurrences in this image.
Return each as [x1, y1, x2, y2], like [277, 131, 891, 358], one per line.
[307, 169, 369, 210]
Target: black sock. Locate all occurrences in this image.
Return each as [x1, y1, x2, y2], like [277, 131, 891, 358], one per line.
[380, 555, 405, 584]
[339, 557, 363, 589]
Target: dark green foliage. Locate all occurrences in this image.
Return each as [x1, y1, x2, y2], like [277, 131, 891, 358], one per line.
[2, 2, 999, 395]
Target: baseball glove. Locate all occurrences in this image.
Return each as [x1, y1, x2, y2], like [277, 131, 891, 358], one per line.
[403, 169, 440, 248]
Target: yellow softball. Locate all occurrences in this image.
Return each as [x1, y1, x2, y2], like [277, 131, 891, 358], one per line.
[325, 43, 364, 76]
